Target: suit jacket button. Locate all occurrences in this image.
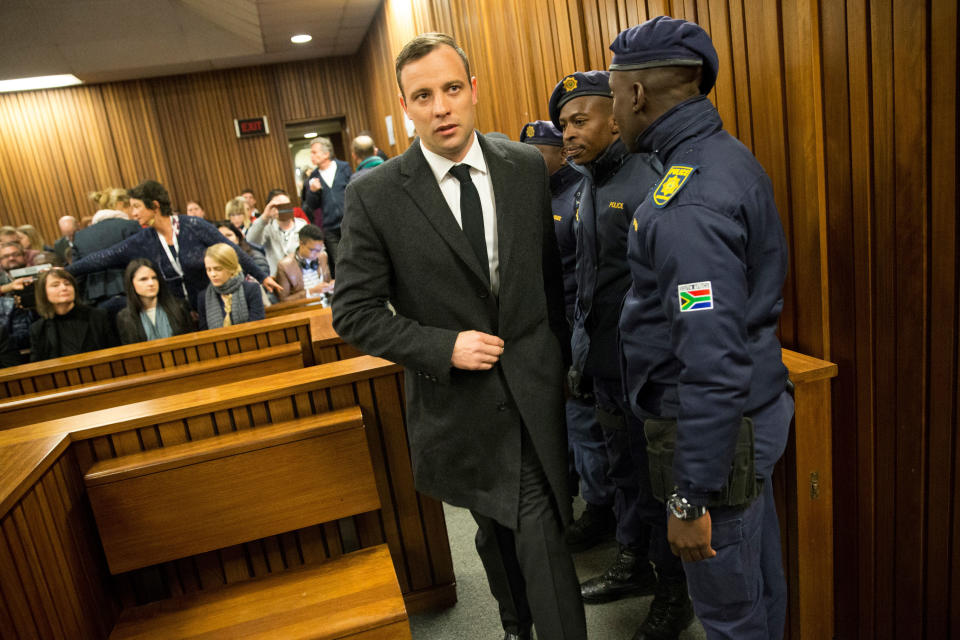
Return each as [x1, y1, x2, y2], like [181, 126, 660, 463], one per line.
[478, 290, 488, 299]
[497, 402, 508, 412]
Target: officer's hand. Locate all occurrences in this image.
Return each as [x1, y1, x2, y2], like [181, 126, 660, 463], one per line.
[668, 511, 717, 563]
[451, 331, 504, 370]
[309, 177, 322, 192]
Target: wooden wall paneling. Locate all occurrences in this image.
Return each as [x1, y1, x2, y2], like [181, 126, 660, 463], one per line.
[99, 81, 173, 188]
[740, 1, 797, 349]
[892, 2, 928, 637]
[926, 0, 958, 634]
[928, 3, 960, 637]
[781, 0, 829, 357]
[868, 1, 896, 637]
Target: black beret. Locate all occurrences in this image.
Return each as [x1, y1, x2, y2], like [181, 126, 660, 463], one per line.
[609, 16, 719, 95]
[519, 120, 563, 146]
[548, 70, 611, 130]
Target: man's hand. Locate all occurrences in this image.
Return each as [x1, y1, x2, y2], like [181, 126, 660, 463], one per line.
[261, 276, 282, 294]
[308, 280, 335, 295]
[262, 196, 287, 220]
[667, 511, 716, 563]
[309, 177, 322, 192]
[1, 277, 32, 294]
[451, 331, 504, 370]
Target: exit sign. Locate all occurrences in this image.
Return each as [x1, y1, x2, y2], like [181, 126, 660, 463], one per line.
[234, 116, 270, 138]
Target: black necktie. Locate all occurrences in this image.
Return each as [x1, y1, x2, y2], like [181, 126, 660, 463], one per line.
[449, 164, 489, 282]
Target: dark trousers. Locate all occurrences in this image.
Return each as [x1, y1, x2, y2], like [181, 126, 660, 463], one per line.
[594, 376, 681, 578]
[323, 227, 341, 278]
[683, 479, 786, 639]
[566, 396, 615, 506]
[472, 427, 587, 639]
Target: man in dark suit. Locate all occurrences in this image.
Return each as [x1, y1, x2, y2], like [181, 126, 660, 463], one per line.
[332, 33, 587, 640]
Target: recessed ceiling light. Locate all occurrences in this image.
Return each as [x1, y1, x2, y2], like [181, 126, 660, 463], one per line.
[0, 74, 82, 93]
[303, 132, 318, 138]
[291, 34, 313, 44]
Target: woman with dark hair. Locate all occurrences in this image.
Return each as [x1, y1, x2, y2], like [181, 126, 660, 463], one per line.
[67, 180, 282, 310]
[115, 258, 194, 344]
[29, 268, 116, 361]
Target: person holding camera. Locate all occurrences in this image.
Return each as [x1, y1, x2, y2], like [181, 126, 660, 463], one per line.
[245, 188, 307, 275]
[0, 241, 40, 356]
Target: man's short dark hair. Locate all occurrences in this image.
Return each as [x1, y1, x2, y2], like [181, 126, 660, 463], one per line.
[266, 188, 288, 203]
[241, 188, 255, 196]
[395, 32, 470, 97]
[299, 224, 324, 244]
[0, 241, 24, 255]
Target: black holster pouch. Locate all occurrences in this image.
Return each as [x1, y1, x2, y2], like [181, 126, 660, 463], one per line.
[643, 416, 761, 508]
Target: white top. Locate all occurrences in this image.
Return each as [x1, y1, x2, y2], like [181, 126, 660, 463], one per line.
[302, 265, 322, 297]
[246, 216, 307, 274]
[319, 163, 338, 186]
[420, 133, 500, 295]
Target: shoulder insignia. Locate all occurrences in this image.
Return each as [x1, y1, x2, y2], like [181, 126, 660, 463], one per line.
[678, 281, 713, 312]
[526, 124, 535, 138]
[632, 217, 638, 232]
[651, 165, 697, 208]
[553, 214, 563, 222]
[563, 76, 578, 92]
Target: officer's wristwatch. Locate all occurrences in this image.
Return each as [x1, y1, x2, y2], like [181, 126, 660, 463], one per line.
[667, 491, 707, 521]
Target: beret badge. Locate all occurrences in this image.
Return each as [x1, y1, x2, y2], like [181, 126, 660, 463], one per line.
[563, 76, 578, 92]
[525, 124, 535, 138]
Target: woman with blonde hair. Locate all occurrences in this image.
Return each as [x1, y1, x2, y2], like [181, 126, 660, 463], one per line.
[197, 243, 264, 330]
[224, 196, 251, 235]
[89, 187, 133, 220]
[16, 225, 55, 266]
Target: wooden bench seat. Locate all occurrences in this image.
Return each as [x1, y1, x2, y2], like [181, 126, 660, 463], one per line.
[266, 296, 328, 317]
[84, 406, 410, 639]
[110, 546, 408, 640]
[0, 342, 303, 428]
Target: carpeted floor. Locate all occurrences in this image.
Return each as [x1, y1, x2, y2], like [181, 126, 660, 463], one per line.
[410, 502, 706, 639]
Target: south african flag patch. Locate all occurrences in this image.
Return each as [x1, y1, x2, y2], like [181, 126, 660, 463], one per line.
[678, 281, 713, 312]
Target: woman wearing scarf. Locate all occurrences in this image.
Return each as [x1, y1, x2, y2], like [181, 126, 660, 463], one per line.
[198, 243, 264, 330]
[116, 258, 194, 344]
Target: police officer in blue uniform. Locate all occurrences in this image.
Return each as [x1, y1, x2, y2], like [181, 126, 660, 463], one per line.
[520, 120, 617, 549]
[610, 16, 794, 639]
[549, 71, 693, 639]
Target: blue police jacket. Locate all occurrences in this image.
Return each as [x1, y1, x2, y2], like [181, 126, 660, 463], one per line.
[550, 164, 584, 326]
[570, 139, 660, 379]
[301, 159, 353, 231]
[619, 95, 790, 503]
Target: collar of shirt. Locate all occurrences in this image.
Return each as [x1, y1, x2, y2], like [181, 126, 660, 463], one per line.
[420, 132, 488, 184]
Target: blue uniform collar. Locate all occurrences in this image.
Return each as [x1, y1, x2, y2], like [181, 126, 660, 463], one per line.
[634, 95, 722, 164]
[568, 137, 631, 185]
[550, 163, 581, 194]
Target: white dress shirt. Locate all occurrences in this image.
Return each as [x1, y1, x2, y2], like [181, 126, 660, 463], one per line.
[420, 133, 500, 294]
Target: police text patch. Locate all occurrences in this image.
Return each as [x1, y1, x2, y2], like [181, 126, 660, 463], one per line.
[678, 281, 713, 312]
[652, 165, 697, 208]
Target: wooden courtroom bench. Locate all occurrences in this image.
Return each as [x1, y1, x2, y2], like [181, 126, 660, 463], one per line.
[265, 296, 328, 317]
[0, 342, 304, 427]
[84, 406, 410, 639]
[0, 311, 316, 401]
[0, 356, 455, 639]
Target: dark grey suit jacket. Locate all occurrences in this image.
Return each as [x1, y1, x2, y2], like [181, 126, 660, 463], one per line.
[332, 134, 571, 528]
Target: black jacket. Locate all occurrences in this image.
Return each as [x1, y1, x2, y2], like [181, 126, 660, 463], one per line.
[115, 298, 194, 344]
[29, 304, 117, 362]
[72, 218, 142, 301]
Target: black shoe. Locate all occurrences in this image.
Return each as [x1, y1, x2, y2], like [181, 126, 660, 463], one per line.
[503, 631, 532, 640]
[565, 503, 616, 552]
[580, 544, 657, 603]
[631, 575, 695, 639]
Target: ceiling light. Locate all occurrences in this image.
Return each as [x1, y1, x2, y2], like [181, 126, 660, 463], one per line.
[303, 132, 318, 138]
[291, 34, 313, 44]
[0, 74, 82, 93]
